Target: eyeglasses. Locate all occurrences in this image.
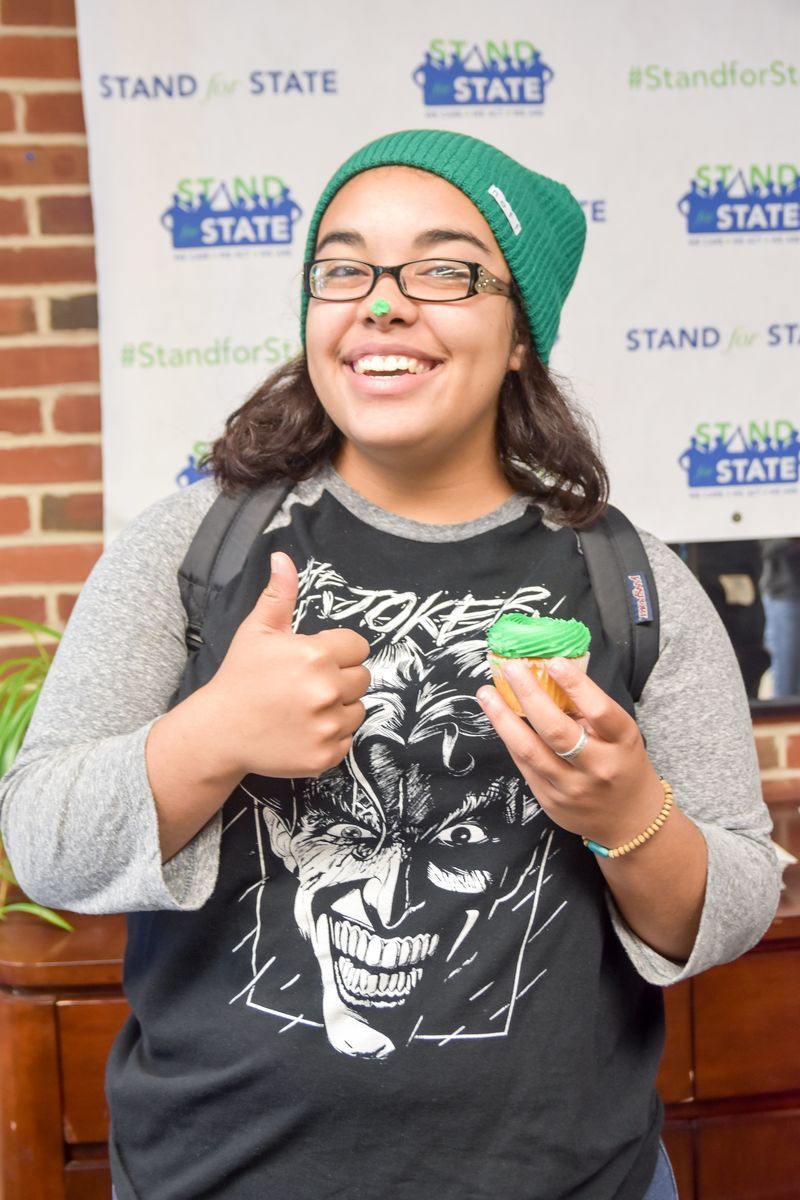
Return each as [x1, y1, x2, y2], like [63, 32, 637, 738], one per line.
[303, 258, 511, 303]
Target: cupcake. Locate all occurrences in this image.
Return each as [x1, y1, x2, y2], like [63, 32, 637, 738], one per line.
[486, 613, 591, 715]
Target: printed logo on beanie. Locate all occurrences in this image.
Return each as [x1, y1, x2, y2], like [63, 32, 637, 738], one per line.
[412, 40, 554, 109]
[678, 163, 799, 238]
[488, 185, 522, 235]
[678, 420, 799, 490]
[160, 174, 304, 254]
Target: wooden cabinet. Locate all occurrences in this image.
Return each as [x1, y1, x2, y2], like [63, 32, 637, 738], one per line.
[1, 795, 798, 1199]
[0, 911, 126, 1200]
[658, 791, 800, 1199]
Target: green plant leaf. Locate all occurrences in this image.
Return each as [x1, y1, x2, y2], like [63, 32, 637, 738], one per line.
[0, 614, 66, 931]
[0, 692, 40, 775]
[0, 902, 73, 930]
[0, 656, 49, 682]
[0, 657, 40, 688]
[0, 615, 61, 641]
[0, 663, 41, 716]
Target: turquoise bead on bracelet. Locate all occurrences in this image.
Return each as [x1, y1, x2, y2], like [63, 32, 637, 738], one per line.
[582, 778, 674, 859]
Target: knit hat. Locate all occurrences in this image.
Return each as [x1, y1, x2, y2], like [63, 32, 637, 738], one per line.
[300, 128, 586, 363]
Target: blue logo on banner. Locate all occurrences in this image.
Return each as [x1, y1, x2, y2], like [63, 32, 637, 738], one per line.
[413, 43, 554, 106]
[678, 166, 800, 235]
[176, 445, 212, 488]
[161, 180, 303, 250]
[679, 425, 800, 488]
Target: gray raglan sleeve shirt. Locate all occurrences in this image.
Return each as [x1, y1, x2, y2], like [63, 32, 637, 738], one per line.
[0, 484, 781, 985]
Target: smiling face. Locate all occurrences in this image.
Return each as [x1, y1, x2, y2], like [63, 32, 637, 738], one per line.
[305, 166, 523, 492]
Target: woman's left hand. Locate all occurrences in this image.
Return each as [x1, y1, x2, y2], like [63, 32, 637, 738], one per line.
[478, 656, 709, 963]
[476, 656, 665, 851]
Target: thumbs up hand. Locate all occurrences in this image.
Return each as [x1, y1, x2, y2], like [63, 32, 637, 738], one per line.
[251, 547, 299, 635]
[205, 552, 372, 779]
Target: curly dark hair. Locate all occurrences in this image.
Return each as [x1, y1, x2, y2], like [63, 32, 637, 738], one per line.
[209, 305, 608, 527]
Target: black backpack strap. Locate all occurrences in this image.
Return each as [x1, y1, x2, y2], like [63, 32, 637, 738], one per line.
[178, 482, 292, 650]
[577, 505, 660, 702]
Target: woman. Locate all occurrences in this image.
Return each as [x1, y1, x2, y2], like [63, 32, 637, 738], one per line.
[0, 129, 780, 1200]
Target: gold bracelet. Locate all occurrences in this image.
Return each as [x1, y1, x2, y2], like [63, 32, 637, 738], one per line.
[582, 778, 674, 859]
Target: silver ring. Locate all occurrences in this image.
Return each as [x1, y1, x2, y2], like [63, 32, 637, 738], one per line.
[555, 727, 588, 761]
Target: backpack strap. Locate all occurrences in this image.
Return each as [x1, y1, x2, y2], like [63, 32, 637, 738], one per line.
[577, 505, 660, 702]
[178, 482, 292, 650]
[178, 487, 660, 697]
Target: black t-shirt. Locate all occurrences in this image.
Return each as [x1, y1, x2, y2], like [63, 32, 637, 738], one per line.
[108, 485, 663, 1200]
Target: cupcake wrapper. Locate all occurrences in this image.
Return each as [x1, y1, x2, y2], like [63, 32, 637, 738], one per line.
[487, 652, 590, 715]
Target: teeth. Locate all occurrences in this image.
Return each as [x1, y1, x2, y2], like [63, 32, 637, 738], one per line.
[352, 354, 433, 375]
[336, 956, 424, 1000]
[330, 917, 439, 970]
[365, 937, 381, 967]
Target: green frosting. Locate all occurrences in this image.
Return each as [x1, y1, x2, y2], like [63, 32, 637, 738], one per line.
[486, 613, 591, 658]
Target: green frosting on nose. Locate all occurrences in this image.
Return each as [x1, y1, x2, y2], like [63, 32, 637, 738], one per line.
[486, 613, 591, 658]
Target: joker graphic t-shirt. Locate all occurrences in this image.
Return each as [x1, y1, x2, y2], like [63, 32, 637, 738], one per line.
[107, 473, 663, 1200]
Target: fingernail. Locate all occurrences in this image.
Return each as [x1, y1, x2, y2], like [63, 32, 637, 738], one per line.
[477, 687, 497, 708]
[545, 657, 568, 677]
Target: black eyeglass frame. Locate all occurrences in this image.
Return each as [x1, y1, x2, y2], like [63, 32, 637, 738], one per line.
[302, 257, 512, 302]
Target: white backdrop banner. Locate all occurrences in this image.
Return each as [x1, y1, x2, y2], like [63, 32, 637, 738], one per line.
[75, 0, 800, 541]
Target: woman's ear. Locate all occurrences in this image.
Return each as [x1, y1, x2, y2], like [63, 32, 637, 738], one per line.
[508, 340, 526, 372]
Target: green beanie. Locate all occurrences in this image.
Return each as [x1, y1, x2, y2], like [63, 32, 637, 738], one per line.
[300, 128, 586, 364]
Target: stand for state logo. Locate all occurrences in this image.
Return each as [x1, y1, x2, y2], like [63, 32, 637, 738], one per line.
[679, 423, 799, 489]
[413, 40, 553, 108]
[678, 165, 799, 236]
[161, 176, 303, 251]
[176, 442, 211, 488]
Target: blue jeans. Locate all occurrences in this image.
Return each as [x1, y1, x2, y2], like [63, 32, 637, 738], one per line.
[113, 1145, 678, 1199]
[643, 1140, 679, 1199]
[764, 594, 800, 697]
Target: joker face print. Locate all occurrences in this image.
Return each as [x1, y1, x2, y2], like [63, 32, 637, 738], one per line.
[233, 557, 569, 1059]
[254, 678, 555, 1059]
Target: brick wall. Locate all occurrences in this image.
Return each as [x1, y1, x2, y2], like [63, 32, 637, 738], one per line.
[0, 0, 101, 662]
[1, 0, 799, 795]
[755, 715, 800, 804]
